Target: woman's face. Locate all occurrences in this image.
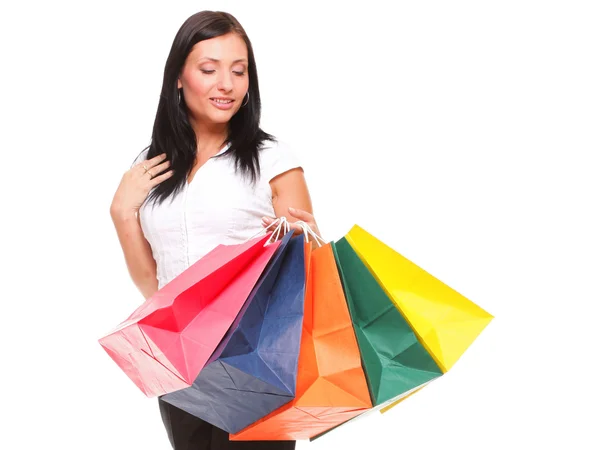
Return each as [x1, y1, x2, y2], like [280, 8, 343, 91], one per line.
[178, 33, 249, 126]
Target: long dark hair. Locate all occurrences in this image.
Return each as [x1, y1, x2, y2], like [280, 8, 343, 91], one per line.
[143, 10, 275, 205]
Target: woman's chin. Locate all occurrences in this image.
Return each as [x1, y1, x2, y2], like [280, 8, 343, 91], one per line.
[189, 107, 241, 126]
[209, 109, 238, 124]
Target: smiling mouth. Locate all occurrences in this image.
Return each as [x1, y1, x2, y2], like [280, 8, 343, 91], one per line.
[210, 98, 234, 104]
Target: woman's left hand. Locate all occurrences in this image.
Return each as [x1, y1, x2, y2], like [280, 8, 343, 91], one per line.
[262, 207, 323, 245]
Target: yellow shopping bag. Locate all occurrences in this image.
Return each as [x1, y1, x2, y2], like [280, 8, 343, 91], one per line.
[345, 225, 493, 373]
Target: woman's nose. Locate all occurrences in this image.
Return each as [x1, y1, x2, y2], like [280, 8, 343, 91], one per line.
[217, 71, 234, 92]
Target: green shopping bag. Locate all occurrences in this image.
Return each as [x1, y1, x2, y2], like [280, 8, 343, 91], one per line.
[332, 237, 443, 406]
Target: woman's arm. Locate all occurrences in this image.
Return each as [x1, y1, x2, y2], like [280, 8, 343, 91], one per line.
[265, 167, 322, 246]
[110, 152, 173, 299]
[111, 209, 159, 299]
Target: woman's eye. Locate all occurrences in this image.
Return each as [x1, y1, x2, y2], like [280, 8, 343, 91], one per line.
[200, 69, 215, 74]
[233, 71, 246, 76]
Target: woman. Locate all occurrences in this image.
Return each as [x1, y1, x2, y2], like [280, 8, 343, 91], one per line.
[109, 10, 321, 450]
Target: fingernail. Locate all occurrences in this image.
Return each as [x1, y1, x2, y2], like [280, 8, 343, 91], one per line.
[288, 207, 295, 212]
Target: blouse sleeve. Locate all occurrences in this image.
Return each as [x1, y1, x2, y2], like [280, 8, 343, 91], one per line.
[260, 140, 302, 182]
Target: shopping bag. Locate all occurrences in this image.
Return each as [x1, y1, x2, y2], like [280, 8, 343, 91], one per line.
[310, 225, 493, 442]
[98, 233, 280, 397]
[307, 237, 442, 442]
[310, 225, 494, 442]
[345, 225, 494, 373]
[332, 237, 443, 405]
[160, 232, 310, 433]
[230, 243, 372, 441]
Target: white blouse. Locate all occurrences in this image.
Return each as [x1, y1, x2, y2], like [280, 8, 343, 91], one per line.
[134, 140, 301, 289]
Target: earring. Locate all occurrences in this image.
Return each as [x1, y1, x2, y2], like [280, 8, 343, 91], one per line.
[242, 91, 250, 107]
[178, 89, 182, 104]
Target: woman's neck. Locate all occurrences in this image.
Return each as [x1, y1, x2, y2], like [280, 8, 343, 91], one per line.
[189, 119, 229, 158]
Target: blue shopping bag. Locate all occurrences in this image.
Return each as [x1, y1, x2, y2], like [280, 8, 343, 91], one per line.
[161, 231, 307, 433]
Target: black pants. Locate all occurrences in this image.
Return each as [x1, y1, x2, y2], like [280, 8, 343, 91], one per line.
[158, 397, 296, 450]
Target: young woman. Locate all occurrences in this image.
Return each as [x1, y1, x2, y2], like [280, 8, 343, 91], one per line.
[110, 10, 321, 450]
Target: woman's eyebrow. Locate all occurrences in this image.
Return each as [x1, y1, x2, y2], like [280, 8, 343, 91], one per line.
[198, 57, 248, 63]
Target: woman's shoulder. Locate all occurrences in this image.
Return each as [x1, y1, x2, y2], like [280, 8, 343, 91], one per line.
[258, 138, 299, 162]
[258, 138, 302, 181]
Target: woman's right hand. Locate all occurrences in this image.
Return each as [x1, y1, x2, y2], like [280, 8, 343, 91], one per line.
[110, 153, 173, 220]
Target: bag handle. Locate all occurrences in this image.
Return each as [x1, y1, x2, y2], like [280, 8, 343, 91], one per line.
[243, 216, 291, 246]
[244, 217, 325, 247]
[268, 217, 290, 244]
[294, 220, 327, 247]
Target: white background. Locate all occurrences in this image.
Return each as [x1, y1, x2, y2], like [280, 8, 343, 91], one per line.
[1, 1, 599, 449]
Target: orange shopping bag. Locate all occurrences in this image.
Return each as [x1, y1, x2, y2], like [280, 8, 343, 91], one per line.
[230, 243, 372, 441]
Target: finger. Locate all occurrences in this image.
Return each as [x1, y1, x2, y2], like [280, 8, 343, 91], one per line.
[151, 159, 171, 175]
[149, 170, 174, 187]
[288, 207, 314, 222]
[145, 159, 171, 179]
[135, 161, 149, 173]
[261, 216, 276, 228]
[146, 153, 168, 169]
[271, 226, 301, 241]
[288, 223, 304, 235]
[134, 153, 165, 171]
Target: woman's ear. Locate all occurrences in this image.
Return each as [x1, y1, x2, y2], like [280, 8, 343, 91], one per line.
[177, 79, 182, 89]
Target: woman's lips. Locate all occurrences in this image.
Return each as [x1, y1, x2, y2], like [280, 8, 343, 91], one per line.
[210, 98, 235, 110]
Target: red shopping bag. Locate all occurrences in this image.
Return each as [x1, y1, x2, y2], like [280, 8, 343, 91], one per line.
[99, 234, 280, 397]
